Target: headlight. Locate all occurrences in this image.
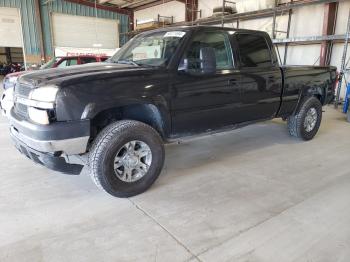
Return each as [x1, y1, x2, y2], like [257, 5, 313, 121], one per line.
[29, 86, 58, 102]
[3, 76, 17, 90]
[28, 107, 50, 125]
[7, 76, 18, 84]
[27, 85, 58, 125]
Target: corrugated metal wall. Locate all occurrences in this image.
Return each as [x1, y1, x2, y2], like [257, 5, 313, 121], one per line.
[40, 0, 129, 56]
[0, 0, 129, 62]
[0, 0, 41, 56]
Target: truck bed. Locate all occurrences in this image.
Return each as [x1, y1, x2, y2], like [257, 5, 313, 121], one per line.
[278, 65, 337, 117]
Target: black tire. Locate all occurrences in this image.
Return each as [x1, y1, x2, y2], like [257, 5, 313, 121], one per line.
[287, 96, 322, 141]
[89, 120, 165, 198]
[213, 6, 234, 14]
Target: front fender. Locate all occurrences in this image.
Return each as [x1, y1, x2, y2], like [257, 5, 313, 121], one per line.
[82, 96, 171, 138]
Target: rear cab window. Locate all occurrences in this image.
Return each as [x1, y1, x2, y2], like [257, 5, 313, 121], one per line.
[80, 57, 98, 64]
[56, 57, 78, 68]
[235, 33, 273, 68]
[68, 58, 78, 66]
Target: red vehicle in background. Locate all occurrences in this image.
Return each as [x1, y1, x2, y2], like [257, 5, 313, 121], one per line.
[42, 55, 110, 70]
[3, 55, 110, 90]
[1, 55, 110, 117]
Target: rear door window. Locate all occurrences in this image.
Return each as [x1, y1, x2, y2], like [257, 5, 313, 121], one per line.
[236, 34, 272, 68]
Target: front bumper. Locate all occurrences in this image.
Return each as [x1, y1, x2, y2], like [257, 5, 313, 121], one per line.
[9, 109, 90, 155]
[10, 133, 84, 175]
[10, 126, 90, 155]
[9, 109, 90, 174]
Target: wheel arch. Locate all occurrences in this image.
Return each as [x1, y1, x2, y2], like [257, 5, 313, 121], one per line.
[306, 86, 324, 103]
[294, 86, 324, 114]
[88, 103, 170, 140]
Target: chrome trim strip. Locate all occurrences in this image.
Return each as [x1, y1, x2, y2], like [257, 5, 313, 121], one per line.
[10, 127, 89, 155]
[15, 97, 55, 109]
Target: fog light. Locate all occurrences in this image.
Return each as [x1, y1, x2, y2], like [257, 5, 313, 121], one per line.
[28, 107, 49, 125]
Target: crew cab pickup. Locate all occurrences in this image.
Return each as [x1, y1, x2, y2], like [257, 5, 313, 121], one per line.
[9, 26, 337, 197]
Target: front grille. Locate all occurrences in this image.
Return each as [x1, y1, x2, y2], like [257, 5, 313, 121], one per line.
[16, 83, 32, 97]
[15, 103, 28, 118]
[14, 83, 33, 119]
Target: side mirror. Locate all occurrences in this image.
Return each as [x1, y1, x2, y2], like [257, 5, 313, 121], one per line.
[178, 47, 217, 75]
[200, 47, 216, 75]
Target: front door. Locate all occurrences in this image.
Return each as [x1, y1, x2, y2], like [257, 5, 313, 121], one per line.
[170, 30, 241, 136]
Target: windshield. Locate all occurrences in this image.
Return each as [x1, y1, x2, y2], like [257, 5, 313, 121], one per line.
[110, 30, 187, 67]
[40, 57, 60, 69]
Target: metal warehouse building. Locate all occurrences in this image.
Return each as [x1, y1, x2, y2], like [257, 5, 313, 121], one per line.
[1, 1, 350, 261]
[0, 0, 130, 67]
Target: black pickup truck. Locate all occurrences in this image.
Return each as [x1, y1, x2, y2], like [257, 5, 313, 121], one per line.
[9, 26, 336, 197]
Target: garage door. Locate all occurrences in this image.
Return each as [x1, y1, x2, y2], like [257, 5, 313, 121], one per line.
[0, 8, 23, 47]
[51, 13, 119, 50]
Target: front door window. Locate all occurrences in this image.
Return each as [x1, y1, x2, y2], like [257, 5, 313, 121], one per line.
[180, 31, 234, 72]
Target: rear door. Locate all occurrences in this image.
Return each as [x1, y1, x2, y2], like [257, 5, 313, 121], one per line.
[234, 33, 282, 121]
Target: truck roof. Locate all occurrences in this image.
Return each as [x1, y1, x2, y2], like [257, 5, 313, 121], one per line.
[142, 25, 266, 35]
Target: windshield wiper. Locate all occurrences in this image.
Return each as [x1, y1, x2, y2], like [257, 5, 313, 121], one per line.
[115, 59, 159, 68]
[116, 60, 139, 66]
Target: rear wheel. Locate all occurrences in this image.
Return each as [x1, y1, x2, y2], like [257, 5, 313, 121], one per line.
[287, 96, 322, 141]
[89, 120, 165, 198]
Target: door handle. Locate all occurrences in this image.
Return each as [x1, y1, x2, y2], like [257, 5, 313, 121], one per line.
[228, 79, 238, 85]
[267, 76, 275, 84]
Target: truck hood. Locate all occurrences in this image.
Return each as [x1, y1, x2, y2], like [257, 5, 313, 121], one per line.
[19, 62, 157, 87]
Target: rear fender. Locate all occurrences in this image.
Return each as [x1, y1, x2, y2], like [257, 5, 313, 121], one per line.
[293, 86, 324, 114]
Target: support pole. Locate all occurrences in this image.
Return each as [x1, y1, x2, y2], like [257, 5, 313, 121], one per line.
[272, 0, 278, 39]
[5, 47, 11, 64]
[320, 2, 337, 66]
[222, 0, 225, 27]
[283, 7, 292, 65]
[34, 0, 45, 62]
[335, 10, 350, 108]
[185, 0, 198, 23]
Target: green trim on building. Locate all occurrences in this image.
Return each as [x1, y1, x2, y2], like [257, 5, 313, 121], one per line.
[0, 0, 41, 55]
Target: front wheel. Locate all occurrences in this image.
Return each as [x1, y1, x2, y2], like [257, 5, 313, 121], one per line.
[89, 120, 165, 198]
[287, 96, 322, 141]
